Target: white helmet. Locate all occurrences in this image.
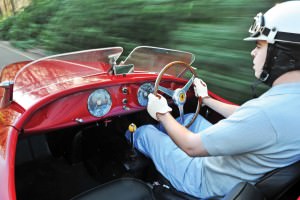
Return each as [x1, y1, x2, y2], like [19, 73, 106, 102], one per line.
[244, 1, 300, 44]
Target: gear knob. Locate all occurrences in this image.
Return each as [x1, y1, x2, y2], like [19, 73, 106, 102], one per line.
[128, 123, 136, 150]
[128, 123, 137, 133]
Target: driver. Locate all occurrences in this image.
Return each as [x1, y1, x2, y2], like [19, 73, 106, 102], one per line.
[126, 1, 300, 198]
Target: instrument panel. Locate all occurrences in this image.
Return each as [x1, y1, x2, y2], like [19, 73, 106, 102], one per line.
[86, 82, 154, 117]
[136, 82, 154, 107]
[87, 89, 112, 117]
[23, 79, 187, 133]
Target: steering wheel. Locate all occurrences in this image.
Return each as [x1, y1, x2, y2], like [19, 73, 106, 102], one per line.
[153, 61, 202, 128]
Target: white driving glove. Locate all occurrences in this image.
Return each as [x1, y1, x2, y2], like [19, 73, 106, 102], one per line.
[193, 78, 209, 98]
[147, 93, 172, 121]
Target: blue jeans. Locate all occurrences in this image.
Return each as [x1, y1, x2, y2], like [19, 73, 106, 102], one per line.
[125, 113, 212, 197]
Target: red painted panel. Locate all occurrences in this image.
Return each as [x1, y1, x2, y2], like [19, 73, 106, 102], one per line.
[0, 126, 18, 200]
[0, 125, 9, 159]
[0, 61, 30, 82]
[0, 106, 22, 127]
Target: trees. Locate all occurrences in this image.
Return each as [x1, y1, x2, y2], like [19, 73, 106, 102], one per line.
[0, 0, 280, 103]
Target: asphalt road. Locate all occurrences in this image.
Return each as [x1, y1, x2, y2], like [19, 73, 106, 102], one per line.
[0, 41, 43, 70]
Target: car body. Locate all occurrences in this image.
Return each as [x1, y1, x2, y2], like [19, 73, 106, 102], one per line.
[0, 46, 298, 200]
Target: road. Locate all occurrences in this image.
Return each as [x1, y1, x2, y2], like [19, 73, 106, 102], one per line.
[0, 41, 43, 70]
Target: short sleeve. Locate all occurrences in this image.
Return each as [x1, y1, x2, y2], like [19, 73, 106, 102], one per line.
[199, 104, 277, 156]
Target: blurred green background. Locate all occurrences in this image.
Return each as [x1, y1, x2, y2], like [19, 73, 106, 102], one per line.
[0, 0, 285, 104]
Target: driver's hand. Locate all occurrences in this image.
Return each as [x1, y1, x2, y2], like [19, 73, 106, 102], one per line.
[147, 93, 172, 121]
[193, 78, 209, 98]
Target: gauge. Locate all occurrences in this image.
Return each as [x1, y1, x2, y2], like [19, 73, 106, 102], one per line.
[137, 83, 154, 106]
[87, 89, 112, 117]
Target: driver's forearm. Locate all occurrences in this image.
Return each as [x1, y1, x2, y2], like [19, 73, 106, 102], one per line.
[157, 113, 209, 157]
[203, 97, 239, 118]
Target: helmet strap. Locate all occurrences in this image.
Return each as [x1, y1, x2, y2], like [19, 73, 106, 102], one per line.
[259, 70, 270, 82]
[258, 44, 275, 86]
[259, 42, 300, 86]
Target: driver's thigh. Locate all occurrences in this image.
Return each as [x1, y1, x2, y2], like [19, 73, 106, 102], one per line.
[187, 113, 212, 133]
[133, 124, 197, 190]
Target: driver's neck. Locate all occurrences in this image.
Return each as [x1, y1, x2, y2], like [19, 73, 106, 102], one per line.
[272, 70, 300, 86]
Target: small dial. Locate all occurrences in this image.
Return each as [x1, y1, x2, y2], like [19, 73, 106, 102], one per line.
[137, 83, 154, 106]
[87, 89, 112, 117]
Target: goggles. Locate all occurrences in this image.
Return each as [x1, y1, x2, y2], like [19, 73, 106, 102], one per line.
[248, 12, 268, 37]
[247, 12, 300, 44]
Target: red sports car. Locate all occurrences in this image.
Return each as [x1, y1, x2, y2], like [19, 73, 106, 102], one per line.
[0, 46, 299, 200]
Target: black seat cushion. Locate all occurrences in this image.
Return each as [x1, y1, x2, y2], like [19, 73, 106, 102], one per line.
[153, 184, 199, 200]
[71, 160, 300, 200]
[153, 160, 300, 200]
[153, 182, 265, 200]
[222, 182, 265, 200]
[255, 160, 300, 200]
[71, 177, 155, 200]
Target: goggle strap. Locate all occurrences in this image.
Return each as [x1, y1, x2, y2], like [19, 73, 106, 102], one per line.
[262, 28, 270, 36]
[275, 31, 300, 43]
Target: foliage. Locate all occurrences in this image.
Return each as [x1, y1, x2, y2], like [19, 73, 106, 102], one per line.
[0, 0, 284, 103]
[0, 0, 60, 48]
[0, 16, 15, 40]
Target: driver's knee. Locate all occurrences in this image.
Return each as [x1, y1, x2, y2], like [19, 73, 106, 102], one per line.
[188, 114, 212, 133]
[125, 124, 158, 147]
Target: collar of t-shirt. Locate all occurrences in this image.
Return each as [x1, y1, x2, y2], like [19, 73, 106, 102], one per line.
[261, 82, 300, 97]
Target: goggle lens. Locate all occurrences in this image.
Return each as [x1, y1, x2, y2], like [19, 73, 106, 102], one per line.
[249, 12, 265, 37]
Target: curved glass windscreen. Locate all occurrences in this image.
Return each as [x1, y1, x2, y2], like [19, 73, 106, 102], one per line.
[14, 47, 123, 93]
[123, 46, 195, 77]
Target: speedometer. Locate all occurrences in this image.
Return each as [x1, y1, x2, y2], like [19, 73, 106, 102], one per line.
[137, 83, 154, 106]
[87, 89, 112, 117]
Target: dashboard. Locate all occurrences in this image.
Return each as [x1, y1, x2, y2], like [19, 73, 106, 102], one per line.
[23, 79, 188, 133]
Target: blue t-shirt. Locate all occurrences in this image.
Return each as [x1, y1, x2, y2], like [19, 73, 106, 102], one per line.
[199, 82, 300, 197]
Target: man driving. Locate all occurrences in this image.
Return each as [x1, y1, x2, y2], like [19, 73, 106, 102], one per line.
[126, 1, 300, 198]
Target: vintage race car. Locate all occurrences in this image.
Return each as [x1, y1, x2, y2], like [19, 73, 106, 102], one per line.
[0, 46, 299, 200]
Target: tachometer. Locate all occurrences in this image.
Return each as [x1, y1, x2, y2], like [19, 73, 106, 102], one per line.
[87, 89, 112, 117]
[137, 83, 154, 106]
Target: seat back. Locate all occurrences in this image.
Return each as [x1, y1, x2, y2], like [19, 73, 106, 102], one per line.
[222, 182, 265, 200]
[255, 160, 300, 200]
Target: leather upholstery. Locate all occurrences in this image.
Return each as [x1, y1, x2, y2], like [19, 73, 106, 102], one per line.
[222, 182, 265, 200]
[70, 177, 155, 200]
[70, 160, 300, 200]
[255, 160, 300, 200]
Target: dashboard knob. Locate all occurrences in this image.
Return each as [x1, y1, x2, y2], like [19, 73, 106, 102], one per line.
[122, 98, 128, 104]
[122, 87, 128, 94]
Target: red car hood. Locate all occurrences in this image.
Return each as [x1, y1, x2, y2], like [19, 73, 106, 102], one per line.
[13, 60, 112, 109]
[10, 47, 124, 110]
[0, 61, 31, 82]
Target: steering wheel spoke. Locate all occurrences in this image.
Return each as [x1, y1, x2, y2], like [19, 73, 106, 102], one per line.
[178, 105, 185, 124]
[158, 85, 174, 97]
[182, 75, 195, 93]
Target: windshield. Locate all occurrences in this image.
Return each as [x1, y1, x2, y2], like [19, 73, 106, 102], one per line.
[123, 46, 195, 77]
[13, 46, 195, 93]
[14, 47, 123, 92]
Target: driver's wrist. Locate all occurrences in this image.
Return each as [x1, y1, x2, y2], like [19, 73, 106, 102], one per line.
[202, 95, 210, 103]
[156, 112, 170, 122]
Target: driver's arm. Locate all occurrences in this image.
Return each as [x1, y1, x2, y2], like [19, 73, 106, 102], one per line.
[147, 93, 209, 157]
[157, 112, 209, 157]
[194, 78, 239, 118]
[203, 97, 239, 118]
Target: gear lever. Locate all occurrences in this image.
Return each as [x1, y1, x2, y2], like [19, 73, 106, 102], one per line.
[124, 123, 150, 176]
[128, 123, 137, 158]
